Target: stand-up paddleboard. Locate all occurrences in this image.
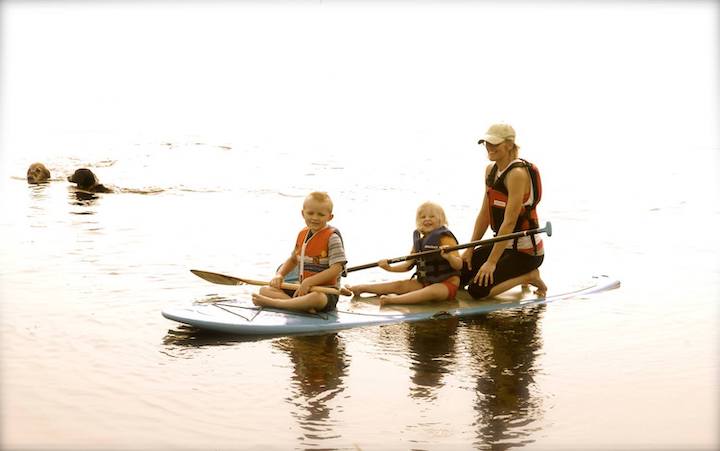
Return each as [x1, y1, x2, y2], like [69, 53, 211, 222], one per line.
[162, 275, 620, 336]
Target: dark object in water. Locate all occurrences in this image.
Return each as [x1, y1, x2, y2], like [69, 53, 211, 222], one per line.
[27, 162, 51, 184]
[67, 168, 113, 193]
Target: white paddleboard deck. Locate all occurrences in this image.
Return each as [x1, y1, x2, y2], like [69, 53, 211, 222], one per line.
[162, 275, 620, 336]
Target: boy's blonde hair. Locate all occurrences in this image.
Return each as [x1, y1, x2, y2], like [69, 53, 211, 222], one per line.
[304, 191, 334, 212]
[415, 201, 448, 229]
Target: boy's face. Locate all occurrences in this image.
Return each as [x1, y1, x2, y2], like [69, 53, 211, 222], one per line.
[416, 207, 443, 234]
[301, 198, 333, 233]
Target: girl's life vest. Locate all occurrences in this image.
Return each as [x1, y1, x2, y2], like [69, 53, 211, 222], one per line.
[485, 158, 543, 255]
[411, 226, 461, 283]
[294, 226, 344, 284]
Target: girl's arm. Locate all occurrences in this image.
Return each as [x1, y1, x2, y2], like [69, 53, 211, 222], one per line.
[378, 246, 416, 272]
[439, 235, 463, 271]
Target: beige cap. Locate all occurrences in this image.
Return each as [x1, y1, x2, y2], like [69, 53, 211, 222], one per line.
[478, 123, 516, 145]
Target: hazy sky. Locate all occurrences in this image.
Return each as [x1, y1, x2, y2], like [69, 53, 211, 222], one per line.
[1, 2, 717, 167]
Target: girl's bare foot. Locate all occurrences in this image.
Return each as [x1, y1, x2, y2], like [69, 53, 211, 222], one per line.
[378, 294, 398, 307]
[527, 269, 548, 297]
[345, 284, 371, 297]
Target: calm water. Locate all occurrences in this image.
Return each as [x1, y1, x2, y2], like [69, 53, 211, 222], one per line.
[1, 2, 718, 450]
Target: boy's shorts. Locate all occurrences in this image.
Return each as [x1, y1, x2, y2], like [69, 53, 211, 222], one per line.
[282, 289, 339, 312]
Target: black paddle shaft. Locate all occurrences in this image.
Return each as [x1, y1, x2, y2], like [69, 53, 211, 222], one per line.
[346, 221, 552, 273]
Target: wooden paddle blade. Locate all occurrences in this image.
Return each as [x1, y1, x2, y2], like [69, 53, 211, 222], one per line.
[190, 269, 246, 286]
[191, 269, 351, 296]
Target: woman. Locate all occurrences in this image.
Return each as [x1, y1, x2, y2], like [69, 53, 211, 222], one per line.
[461, 123, 547, 299]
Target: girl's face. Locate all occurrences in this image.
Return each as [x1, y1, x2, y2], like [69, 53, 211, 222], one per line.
[416, 207, 444, 234]
[301, 198, 333, 232]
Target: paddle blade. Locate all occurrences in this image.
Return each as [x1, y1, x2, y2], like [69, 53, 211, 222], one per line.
[190, 269, 246, 286]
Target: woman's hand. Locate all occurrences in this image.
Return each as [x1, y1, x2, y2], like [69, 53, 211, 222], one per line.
[461, 248, 474, 269]
[473, 260, 497, 287]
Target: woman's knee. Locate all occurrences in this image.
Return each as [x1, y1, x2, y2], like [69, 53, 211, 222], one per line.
[467, 283, 491, 300]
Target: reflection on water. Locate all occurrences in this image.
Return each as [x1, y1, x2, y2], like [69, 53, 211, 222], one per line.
[465, 307, 545, 449]
[161, 325, 270, 350]
[27, 183, 51, 200]
[405, 318, 460, 400]
[273, 334, 349, 445]
[397, 308, 545, 449]
[69, 189, 101, 208]
[159, 302, 545, 449]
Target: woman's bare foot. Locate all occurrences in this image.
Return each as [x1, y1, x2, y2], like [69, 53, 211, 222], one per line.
[526, 269, 548, 297]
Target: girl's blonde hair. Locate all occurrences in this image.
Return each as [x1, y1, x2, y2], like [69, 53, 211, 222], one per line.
[415, 201, 448, 229]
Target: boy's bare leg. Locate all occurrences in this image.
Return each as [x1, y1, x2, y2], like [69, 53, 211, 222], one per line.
[379, 283, 450, 306]
[257, 286, 291, 299]
[252, 290, 328, 313]
[346, 279, 422, 297]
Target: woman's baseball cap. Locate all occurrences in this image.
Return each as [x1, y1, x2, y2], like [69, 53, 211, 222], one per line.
[478, 123, 516, 145]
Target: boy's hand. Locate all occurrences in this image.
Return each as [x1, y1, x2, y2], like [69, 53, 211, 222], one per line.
[295, 279, 313, 296]
[269, 274, 284, 289]
[378, 259, 391, 271]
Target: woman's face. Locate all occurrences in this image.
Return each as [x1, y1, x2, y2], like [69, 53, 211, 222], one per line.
[484, 140, 513, 161]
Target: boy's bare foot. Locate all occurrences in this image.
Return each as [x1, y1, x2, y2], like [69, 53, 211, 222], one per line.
[251, 293, 272, 307]
[527, 269, 548, 297]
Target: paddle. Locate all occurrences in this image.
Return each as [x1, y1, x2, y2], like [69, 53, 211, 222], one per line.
[346, 221, 552, 273]
[190, 269, 352, 296]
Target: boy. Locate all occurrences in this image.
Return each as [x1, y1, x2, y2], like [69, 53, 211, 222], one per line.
[252, 192, 347, 313]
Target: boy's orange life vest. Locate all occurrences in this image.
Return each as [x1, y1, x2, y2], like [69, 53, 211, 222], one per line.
[485, 159, 543, 255]
[294, 226, 340, 283]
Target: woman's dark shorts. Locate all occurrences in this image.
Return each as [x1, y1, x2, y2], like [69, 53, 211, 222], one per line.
[460, 247, 544, 299]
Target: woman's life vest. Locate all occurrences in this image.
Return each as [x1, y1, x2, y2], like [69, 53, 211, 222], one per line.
[294, 226, 343, 284]
[485, 159, 543, 255]
[412, 226, 461, 283]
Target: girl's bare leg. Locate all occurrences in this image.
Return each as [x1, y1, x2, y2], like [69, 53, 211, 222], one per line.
[346, 279, 422, 297]
[379, 283, 450, 306]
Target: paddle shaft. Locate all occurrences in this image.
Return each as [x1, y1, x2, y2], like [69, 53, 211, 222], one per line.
[346, 221, 552, 273]
[240, 277, 348, 296]
[190, 269, 351, 296]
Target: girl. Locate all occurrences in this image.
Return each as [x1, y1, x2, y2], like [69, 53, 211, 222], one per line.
[346, 202, 463, 306]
